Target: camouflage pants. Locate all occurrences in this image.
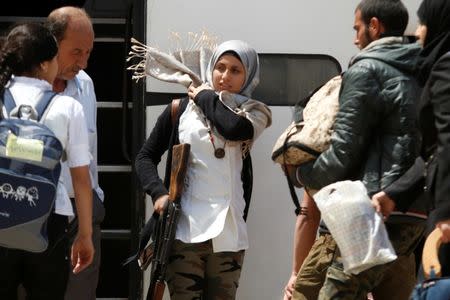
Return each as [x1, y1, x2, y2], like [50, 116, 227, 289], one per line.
[165, 239, 245, 300]
[293, 222, 425, 300]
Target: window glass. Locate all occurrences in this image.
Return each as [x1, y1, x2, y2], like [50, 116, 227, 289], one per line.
[254, 54, 341, 106]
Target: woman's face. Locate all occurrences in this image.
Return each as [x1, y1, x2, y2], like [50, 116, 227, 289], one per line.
[212, 54, 246, 94]
[415, 24, 427, 46]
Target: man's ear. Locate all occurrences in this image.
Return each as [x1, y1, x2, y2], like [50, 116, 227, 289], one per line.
[369, 17, 385, 40]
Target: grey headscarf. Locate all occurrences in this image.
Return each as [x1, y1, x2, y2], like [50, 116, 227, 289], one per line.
[205, 40, 260, 98]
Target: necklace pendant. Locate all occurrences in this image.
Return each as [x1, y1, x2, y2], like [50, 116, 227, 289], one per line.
[214, 148, 225, 159]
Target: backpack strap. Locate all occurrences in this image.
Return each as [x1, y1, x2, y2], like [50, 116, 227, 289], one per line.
[2, 89, 17, 117]
[35, 91, 58, 122]
[2, 88, 57, 121]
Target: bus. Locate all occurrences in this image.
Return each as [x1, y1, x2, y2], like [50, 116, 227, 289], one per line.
[1, 0, 420, 299]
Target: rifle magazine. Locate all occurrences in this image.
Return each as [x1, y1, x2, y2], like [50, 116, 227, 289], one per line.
[138, 242, 155, 271]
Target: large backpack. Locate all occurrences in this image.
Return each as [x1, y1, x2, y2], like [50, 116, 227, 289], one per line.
[271, 75, 342, 166]
[0, 88, 63, 252]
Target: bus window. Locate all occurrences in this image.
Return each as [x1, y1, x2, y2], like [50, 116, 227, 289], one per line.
[254, 54, 342, 106]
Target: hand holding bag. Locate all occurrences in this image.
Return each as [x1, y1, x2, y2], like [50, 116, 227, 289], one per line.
[313, 180, 397, 274]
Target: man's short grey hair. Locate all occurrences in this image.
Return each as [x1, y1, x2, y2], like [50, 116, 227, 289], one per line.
[46, 7, 91, 42]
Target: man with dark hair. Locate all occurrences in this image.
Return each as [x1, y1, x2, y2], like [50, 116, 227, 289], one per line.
[47, 6, 105, 300]
[288, 0, 426, 299]
[355, 0, 409, 38]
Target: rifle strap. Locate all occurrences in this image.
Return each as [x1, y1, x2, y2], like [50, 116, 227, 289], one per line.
[121, 212, 159, 267]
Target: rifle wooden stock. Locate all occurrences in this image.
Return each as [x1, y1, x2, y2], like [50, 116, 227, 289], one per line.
[169, 143, 191, 202]
[147, 143, 190, 300]
[152, 280, 166, 300]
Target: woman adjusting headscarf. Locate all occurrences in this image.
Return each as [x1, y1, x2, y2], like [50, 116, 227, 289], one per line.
[135, 39, 271, 299]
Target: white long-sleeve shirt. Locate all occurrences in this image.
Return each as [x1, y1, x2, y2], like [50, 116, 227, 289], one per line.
[59, 70, 104, 202]
[176, 101, 249, 252]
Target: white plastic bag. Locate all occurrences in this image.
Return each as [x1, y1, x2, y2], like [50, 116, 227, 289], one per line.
[313, 180, 397, 274]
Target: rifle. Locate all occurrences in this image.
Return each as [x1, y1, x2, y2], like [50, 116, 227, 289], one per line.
[146, 143, 190, 300]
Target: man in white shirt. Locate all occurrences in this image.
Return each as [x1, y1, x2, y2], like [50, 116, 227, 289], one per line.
[47, 6, 105, 300]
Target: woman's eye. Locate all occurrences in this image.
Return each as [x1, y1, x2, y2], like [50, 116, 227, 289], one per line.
[215, 65, 225, 72]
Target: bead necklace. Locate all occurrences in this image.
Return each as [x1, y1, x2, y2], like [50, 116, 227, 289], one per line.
[202, 115, 226, 159]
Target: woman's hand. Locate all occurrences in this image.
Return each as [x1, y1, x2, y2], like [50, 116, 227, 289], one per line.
[71, 233, 94, 274]
[371, 191, 395, 220]
[437, 220, 450, 243]
[154, 194, 169, 215]
[188, 83, 212, 100]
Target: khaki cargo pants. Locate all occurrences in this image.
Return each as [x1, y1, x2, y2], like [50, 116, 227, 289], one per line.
[166, 239, 245, 300]
[293, 222, 425, 300]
